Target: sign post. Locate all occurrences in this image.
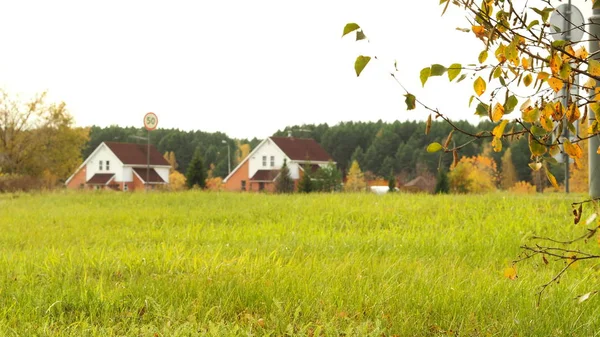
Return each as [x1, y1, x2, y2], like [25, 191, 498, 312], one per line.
[143, 112, 158, 191]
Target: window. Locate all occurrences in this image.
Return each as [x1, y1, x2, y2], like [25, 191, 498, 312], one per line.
[259, 182, 265, 191]
[106, 160, 110, 171]
[270, 156, 275, 167]
[262, 156, 267, 167]
[241, 180, 246, 191]
[99, 160, 103, 171]
[123, 184, 128, 191]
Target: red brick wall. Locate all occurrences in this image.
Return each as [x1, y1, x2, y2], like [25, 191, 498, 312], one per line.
[223, 160, 250, 191]
[66, 167, 86, 190]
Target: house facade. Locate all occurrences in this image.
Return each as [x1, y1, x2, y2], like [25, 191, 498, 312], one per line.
[223, 136, 334, 192]
[65, 141, 170, 191]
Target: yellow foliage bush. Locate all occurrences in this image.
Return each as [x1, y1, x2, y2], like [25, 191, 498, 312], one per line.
[206, 177, 224, 191]
[449, 156, 497, 194]
[168, 171, 187, 191]
[508, 181, 536, 194]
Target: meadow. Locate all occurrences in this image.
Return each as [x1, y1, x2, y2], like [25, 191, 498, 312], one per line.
[1, 191, 599, 336]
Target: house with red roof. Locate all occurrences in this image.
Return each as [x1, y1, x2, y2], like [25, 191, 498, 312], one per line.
[65, 141, 170, 191]
[223, 136, 334, 192]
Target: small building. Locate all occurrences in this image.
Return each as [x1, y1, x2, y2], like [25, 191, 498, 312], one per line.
[400, 176, 435, 193]
[65, 141, 170, 191]
[223, 136, 334, 192]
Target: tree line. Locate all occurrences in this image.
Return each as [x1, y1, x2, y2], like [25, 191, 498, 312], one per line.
[85, 119, 578, 192]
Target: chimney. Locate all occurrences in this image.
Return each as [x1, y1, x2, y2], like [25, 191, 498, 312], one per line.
[287, 130, 292, 137]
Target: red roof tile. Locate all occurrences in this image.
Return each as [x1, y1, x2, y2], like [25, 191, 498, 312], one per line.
[104, 142, 170, 166]
[86, 173, 115, 185]
[250, 169, 280, 182]
[270, 137, 331, 162]
[133, 167, 166, 183]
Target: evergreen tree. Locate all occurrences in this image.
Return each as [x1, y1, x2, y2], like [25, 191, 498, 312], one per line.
[275, 159, 294, 193]
[388, 170, 396, 192]
[297, 165, 313, 193]
[435, 169, 450, 194]
[185, 150, 207, 189]
[314, 161, 343, 192]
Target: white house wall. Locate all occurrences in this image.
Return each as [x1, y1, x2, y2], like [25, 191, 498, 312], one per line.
[86, 145, 124, 181]
[155, 167, 170, 183]
[122, 167, 133, 182]
[248, 139, 287, 179]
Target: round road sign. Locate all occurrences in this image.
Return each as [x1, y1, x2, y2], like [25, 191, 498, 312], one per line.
[144, 112, 158, 131]
[549, 4, 585, 42]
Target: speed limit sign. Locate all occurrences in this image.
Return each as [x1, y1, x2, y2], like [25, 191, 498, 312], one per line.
[144, 112, 158, 131]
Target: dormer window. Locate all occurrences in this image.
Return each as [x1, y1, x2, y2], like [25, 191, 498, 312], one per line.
[262, 156, 267, 167]
[99, 160, 103, 171]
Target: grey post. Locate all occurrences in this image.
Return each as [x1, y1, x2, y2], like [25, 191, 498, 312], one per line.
[222, 140, 231, 174]
[147, 129, 150, 192]
[563, 1, 571, 193]
[590, 9, 600, 197]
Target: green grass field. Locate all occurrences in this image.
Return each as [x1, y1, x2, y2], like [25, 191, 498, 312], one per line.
[1, 191, 600, 336]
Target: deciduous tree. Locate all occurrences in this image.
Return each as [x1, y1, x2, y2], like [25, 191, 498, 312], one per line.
[344, 160, 366, 192]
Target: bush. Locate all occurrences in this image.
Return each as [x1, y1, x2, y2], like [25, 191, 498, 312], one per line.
[0, 174, 44, 193]
[508, 181, 536, 194]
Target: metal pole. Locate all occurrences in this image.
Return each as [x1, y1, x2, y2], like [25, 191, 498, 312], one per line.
[563, 0, 572, 193]
[227, 144, 231, 174]
[147, 129, 150, 192]
[590, 9, 600, 197]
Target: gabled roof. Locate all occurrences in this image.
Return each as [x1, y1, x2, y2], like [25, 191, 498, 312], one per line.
[223, 136, 334, 183]
[270, 137, 331, 162]
[250, 169, 280, 182]
[133, 167, 166, 183]
[86, 173, 115, 185]
[104, 142, 170, 166]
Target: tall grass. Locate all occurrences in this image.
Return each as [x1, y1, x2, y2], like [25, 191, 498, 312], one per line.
[0, 191, 599, 336]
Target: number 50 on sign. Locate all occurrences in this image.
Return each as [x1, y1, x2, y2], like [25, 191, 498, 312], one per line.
[144, 112, 158, 131]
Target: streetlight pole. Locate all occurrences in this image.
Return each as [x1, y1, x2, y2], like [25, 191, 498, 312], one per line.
[222, 140, 231, 174]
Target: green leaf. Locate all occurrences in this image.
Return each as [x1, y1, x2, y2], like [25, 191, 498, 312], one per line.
[427, 142, 443, 153]
[522, 107, 540, 123]
[529, 134, 547, 156]
[420, 67, 431, 87]
[504, 95, 518, 114]
[456, 74, 467, 83]
[559, 62, 572, 80]
[431, 64, 447, 76]
[404, 93, 416, 110]
[356, 30, 367, 41]
[595, 0, 600, 10]
[532, 7, 553, 23]
[354, 55, 371, 77]
[523, 73, 533, 87]
[551, 40, 567, 49]
[448, 63, 461, 81]
[478, 50, 488, 64]
[342, 23, 360, 37]
[589, 59, 600, 77]
[493, 67, 502, 79]
[475, 102, 489, 117]
[527, 20, 539, 29]
[530, 125, 547, 137]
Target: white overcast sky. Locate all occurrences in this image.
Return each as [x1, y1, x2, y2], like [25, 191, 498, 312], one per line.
[0, 0, 593, 139]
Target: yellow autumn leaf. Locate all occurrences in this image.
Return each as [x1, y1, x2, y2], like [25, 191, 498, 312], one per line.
[523, 73, 533, 87]
[576, 46, 589, 60]
[564, 140, 583, 159]
[521, 57, 530, 70]
[504, 266, 517, 280]
[540, 115, 554, 132]
[492, 103, 504, 122]
[562, 45, 575, 62]
[472, 25, 485, 38]
[542, 103, 554, 118]
[474, 77, 486, 96]
[597, 145, 600, 155]
[548, 77, 564, 93]
[495, 44, 507, 63]
[546, 170, 559, 189]
[589, 59, 600, 77]
[567, 103, 581, 123]
[537, 72, 550, 81]
[553, 101, 565, 121]
[550, 53, 562, 75]
[584, 78, 596, 90]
